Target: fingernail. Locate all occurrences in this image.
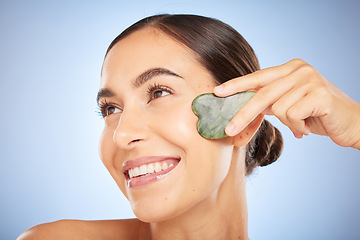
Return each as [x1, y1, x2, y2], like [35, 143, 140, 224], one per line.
[214, 85, 224, 93]
[225, 123, 236, 136]
[294, 132, 303, 139]
[303, 125, 311, 136]
[304, 128, 311, 136]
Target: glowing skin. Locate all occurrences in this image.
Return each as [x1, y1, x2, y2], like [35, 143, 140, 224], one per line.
[98, 28, 252, 239]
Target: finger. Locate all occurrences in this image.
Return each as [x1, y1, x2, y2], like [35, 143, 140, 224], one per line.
[271, 84, 309, 134]
[214, 58, 307, 97]
[224, 68, 300, 136]
[286, 89, 330, 136]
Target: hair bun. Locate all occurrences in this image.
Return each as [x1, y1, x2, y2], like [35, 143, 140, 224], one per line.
[245, 119, 283, 175]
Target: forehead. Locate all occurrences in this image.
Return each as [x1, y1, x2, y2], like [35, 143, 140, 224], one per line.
[101, 28, 202, 86]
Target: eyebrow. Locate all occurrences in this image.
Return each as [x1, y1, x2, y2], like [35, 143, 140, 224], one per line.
[97, 67, 183, 104]
[133, 67, 183, 88]
[97, 88, 115, 104]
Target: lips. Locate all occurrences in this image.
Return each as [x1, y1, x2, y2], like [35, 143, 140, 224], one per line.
[123, 156, 181, 188]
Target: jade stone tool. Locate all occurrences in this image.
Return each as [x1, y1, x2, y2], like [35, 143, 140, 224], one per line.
[192, 91, 255, 139]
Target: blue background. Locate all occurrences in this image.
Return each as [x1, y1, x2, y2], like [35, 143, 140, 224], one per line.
[1, 0, 359, 239]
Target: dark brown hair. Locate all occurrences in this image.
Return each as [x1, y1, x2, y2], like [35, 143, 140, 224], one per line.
[105, 14, 283, 175]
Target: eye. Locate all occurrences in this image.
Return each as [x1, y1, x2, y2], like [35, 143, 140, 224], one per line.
[105, 106, 121, 116]
[98, 100, 122, 118]
[151, 89, 170, 100]
[147, 83, 173, 102]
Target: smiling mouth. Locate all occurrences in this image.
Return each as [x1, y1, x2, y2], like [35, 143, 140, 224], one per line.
[123, 156, 181, 187]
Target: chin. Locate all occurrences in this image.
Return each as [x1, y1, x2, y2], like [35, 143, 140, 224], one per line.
[131, 201, 185, 223]
[128, 185, 194, 223]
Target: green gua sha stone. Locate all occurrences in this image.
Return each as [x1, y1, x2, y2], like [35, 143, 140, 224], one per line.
[192, 91, 255, 139]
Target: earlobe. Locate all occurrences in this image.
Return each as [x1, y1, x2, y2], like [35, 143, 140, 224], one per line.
[232, 114, 264, 147]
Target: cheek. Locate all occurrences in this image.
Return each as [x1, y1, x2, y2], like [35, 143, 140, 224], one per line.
[99, 127, 114, 168]
[152, 99, 200, 147]
[151, 98, 233, 184]
[152, 97, 231, 154]
[99, 126, 128, 196]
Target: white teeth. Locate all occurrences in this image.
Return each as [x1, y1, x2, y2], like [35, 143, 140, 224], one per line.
[128, 161, 176, 179]
[147, 164, 155, 174]
[139, 165, 147, 175]
[133, 167, 139, 177]
[161, 162, 168, 171]
[129, 169, 134, 178]
[154, 162, 162, 173]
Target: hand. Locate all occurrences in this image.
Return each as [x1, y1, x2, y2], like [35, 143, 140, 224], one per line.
[214, 59, 360, 150]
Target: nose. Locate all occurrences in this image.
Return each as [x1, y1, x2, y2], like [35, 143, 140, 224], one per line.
[113, 108, 148, 150]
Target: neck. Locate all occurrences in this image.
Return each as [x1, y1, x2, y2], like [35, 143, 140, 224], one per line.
[149, 147, 249, 240]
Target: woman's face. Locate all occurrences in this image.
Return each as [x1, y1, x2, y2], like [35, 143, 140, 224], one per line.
[99, 28, 235, 222]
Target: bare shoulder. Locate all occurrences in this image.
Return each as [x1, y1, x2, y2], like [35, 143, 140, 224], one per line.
[17, 218, 150, 240]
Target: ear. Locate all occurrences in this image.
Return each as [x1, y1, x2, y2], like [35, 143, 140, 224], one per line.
[232, 114, 264, 147]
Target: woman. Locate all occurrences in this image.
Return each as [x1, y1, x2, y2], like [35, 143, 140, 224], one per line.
[18, 14, 360, 240]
